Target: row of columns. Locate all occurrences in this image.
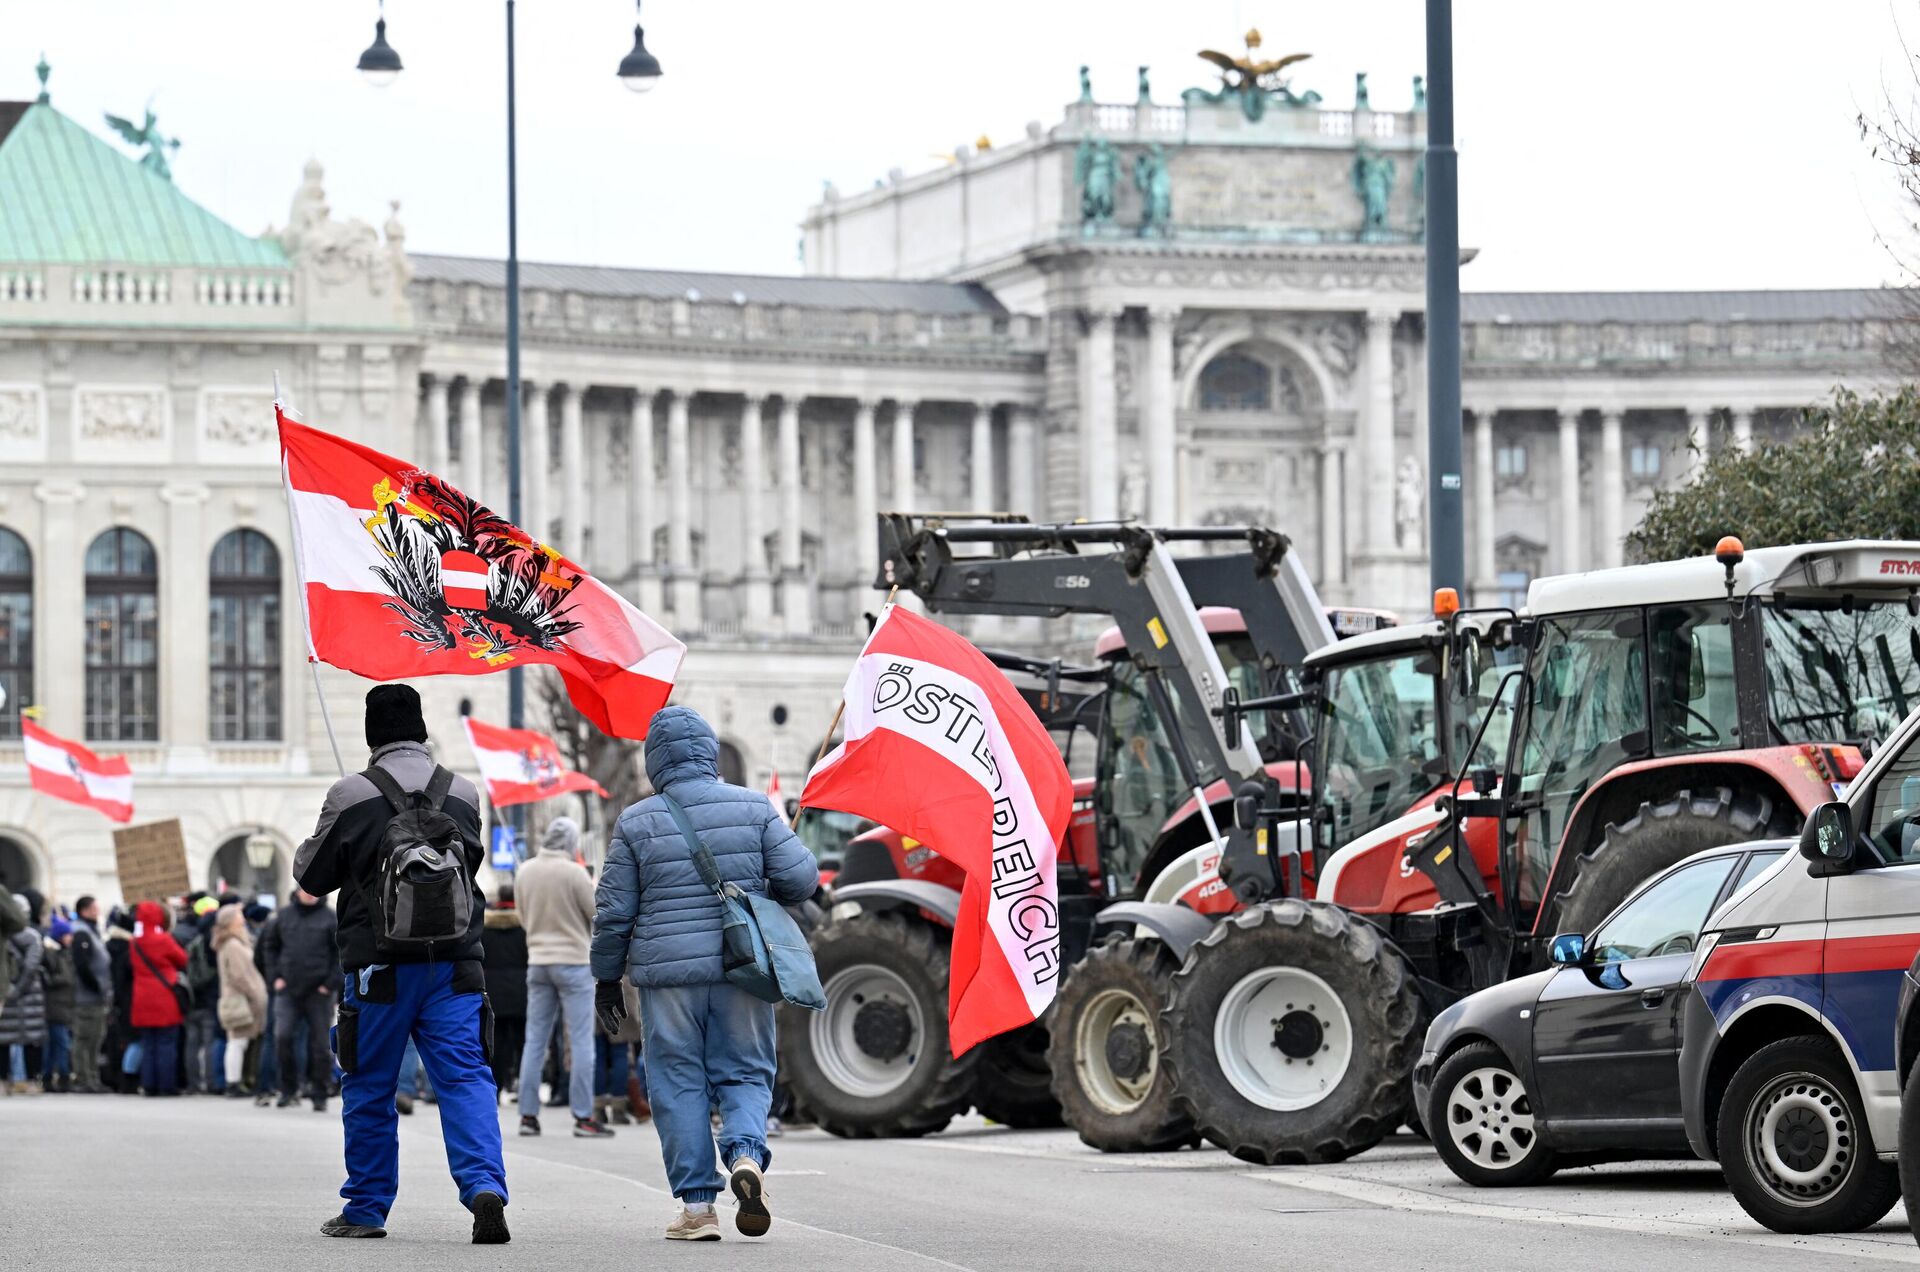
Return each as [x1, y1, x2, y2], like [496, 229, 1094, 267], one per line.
[1469, 404, 1763, 588]
[419, 375, 1032, 635]
[1077, 305, 1181, 525]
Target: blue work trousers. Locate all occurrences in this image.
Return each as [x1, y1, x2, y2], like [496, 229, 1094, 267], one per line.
[519, 963, 595, 1121]
[138, 1026, 178, 1094]
[639, 981, 777, 1204]
[335, 962, 507, 1228]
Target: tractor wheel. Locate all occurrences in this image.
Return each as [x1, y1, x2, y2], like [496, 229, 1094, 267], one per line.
[777, 910, 977, 1138]
[1160, 900, 1422, 1165]
[1554, 787, 1782, 937]
[1047, 937, 1194, 1152]
[971, 1021, 1064, 1128]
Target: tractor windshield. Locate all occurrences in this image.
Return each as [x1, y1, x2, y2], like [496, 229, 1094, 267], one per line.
[1313, 650, 1444, 854]
[1762, 599, 1920, 747]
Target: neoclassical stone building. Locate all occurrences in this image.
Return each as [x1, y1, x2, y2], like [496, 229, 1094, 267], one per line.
[0, 57, 1900, 902]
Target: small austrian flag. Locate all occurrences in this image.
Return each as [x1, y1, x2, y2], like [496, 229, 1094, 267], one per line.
[803, 605, 1073, 1054]
[462, 717, 608, 809]
[24, 719, 133, 823]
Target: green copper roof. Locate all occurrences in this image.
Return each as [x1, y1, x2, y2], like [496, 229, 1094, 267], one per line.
[0, 102, 287, 269]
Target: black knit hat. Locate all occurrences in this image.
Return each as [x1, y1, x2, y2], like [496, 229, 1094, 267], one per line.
[365, 683, 428, 749]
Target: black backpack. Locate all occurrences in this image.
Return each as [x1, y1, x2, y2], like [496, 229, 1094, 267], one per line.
[356, 764, 473, 951]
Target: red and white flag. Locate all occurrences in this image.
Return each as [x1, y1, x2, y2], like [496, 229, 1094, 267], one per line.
[24, 719, 133, 823]
[765, 768, 788, 825]
[802, 605, 1073, 1054]
[462, 717, 608, 809]
[278, 409, 686, 739]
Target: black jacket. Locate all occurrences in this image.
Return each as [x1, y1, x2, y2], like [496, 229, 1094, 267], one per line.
[293, 740, 486, 973]
[261, 899, 341, 996]
[481, 909, 528, 1019]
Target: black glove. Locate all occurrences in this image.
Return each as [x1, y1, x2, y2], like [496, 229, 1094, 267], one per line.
[595, 980, 628, 1036]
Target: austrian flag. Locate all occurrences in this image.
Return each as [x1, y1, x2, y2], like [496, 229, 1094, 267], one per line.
[463, 717, 608, 809]
[278, 409, 686, 739]
[802, 605, 1073, 1054]
[24, 719, 133, 823]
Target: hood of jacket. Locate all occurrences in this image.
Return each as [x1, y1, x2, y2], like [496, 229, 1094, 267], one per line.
[644, 705, 720, 791]
[483, 906, 522, 930]
[133, 900, 169, 938]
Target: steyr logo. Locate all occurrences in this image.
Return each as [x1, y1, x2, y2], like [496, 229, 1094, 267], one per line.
[1879, 559, 1920, 576]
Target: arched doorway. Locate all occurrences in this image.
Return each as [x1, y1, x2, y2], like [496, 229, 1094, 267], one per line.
[0, 835, 37, 895]
[207, 832, 290, 902]
[716, 741, 746, 787]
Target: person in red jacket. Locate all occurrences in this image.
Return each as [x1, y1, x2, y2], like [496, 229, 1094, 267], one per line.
[128, 900, 187, 1096]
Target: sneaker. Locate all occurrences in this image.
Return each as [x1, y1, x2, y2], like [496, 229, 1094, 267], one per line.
[665, 1208, 721, 1241]
[608, 1104, 631, 1126]
[312, 1095, 328, 1114]
[729, 1158, 770, 1237]
[254, 1092, 272, 1108]
[276, 1093, 296, 1109]
[518, 1116, 541, 1137]
[470, 1191, 510, 1245]
[766, 1116, 785, 1138]
[396, 1092, 413, 1116]
[320, 1215, 387, 1239]
[573, 1117, 615, 1139]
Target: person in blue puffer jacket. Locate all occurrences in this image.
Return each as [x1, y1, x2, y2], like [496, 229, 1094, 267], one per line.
[591, 705, 818, 1243]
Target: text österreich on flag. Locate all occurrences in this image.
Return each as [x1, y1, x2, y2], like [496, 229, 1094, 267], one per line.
[24, 719, 133, 823]
[278, 409, 685, 739]
[802, 605, 1072, 1054]
[463, 717, 608, 809]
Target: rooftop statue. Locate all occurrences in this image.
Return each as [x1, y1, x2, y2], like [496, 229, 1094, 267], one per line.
[1412, 74, 1428, 112]
[1074, 135, 1119, 233]
[1137, 65, 1152, 103]
[1181, 28, 1318, 122]
[1354, 71, 1371, 111]
[1134, 143, 1172, 238]
[1352, 144, 1396, 236]
[103, 103, 181, 183]
[1078, 65, 1094, 105]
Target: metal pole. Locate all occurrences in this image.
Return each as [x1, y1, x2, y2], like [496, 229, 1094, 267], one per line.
[1424, 0, 1465, 596]
[503, 0, 528, 857]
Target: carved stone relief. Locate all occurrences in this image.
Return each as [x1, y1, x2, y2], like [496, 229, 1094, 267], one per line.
[200, 389, 278, 456]
[0, 388, 43, 443]
[77, 388, 166, 445]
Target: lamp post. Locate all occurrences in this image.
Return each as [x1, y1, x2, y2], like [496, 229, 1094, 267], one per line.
[1424, 0, 1465, 597]
[244, 828, 278, 894]
[356, 1, 662, 742]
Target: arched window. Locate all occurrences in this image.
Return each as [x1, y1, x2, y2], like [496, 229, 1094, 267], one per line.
[85, 528, 159, 742]
[0, 529, 32, 740]
[716, 740, 746, 786]
[1198, 352, 1272, 411]
[210, 529, 282, 742]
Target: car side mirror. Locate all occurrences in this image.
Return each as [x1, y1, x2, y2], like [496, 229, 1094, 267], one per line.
[1549, 932, 1587, 966]
[1800, 801, 1856, 875]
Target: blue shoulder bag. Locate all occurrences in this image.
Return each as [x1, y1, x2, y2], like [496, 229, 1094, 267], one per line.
[658, 792, 825, 1011]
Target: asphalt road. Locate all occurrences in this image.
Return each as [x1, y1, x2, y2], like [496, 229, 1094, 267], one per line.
[2, 1093, 1915, 1270]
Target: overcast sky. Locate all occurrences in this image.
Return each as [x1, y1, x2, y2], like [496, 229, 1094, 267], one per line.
[6, 0, 1917, 292]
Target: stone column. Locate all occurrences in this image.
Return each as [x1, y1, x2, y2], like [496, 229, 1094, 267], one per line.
[161, 484, 211, 766]
[666, 392, 701, 625]
[1318, 442, 1345, 586]
[1731, 407, 1754, 452]
[558, 383, 586, 561]
[1598, 409, 1625, 568]
[969, 402, 995, 510]
[1557, 409, 1583, 573]
[1007, 405, 1037, 519]
[1083, 307, 1120, 520]
[523, 381, 549, 545]
[1472, 408, 1497, 600]
[739, 395, 774, 632]
[35, 481, 85, 739]
[423, 374, 450, 477]
[1361, 310, 1397, 553]
[458, 379, 483, 499]
[853, 399, 878, 576]
[1144, 306, 1179, 524]
[891, 399, 918, 515]
[777, 396, 810, 635]
[628, 390, 663, 616]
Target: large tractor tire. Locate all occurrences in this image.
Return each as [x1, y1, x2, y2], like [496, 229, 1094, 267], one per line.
[1554, 787, 1782, 937]
[1160, 900, 1423, 1165]
[778, 911, 977, 1138]
[971, 1021, 1064, 1128]
[1047, 937, 1194, 1152]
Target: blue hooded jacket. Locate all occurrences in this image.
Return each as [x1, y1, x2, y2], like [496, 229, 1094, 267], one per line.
[591, 706, 819, 987]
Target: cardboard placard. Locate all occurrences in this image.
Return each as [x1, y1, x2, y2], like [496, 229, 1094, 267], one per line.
[112, 819, 191, 903]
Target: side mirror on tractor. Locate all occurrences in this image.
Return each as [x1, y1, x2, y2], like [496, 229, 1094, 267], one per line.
[1800, 801, 1856, 875]
[1549, 932, 1587, 966]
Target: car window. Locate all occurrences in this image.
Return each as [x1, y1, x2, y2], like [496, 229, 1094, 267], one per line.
[1865, 737, 1920, 864]
[1730, 849, 1785, 895]
[1588, 856, 1739, 962]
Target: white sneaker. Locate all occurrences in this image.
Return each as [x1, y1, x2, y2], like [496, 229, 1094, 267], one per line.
[665, 1208, 721, 1241]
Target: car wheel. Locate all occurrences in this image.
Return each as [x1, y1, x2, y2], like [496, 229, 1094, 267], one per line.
[1717, 1036, 1900, 1233]
[1426, 1041, 1559, 1187]
[1900, 1053, 1920, 1249]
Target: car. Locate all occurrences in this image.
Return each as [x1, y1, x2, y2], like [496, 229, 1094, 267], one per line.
[1415, 838, 1787, 1187]
[1677, 706, 1920, 1235]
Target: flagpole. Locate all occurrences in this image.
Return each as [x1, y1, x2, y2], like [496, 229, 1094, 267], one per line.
[274, 371, 347, 778]
[796, 586, 896, 818]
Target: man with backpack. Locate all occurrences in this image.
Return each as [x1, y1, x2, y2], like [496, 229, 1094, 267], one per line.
[293, 684, 507, 1245]
[262, 887, 339, 1110]
[182, 898, 223, 1093]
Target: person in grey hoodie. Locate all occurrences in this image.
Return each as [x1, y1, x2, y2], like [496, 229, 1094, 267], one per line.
[513, 815, 607, 1139]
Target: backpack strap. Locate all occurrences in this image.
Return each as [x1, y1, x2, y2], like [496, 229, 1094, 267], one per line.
[424, 765, 455, 813]
[658, 792, 727, 901]
[362, 764, 413, 815]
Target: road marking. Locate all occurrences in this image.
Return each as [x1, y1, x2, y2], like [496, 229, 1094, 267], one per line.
[505, 1150, 980, 1272]
[1249, 1168, 1915, 1264]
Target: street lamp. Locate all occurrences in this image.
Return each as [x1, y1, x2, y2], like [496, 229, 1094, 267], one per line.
[244, 829, 277, 874]
[356, 2, 403, 88]
[617, 3, 663, 92]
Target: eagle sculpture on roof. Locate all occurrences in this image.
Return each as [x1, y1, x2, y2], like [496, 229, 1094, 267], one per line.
[1186, 28, 1318, 121]
[103, 103, 181, 183]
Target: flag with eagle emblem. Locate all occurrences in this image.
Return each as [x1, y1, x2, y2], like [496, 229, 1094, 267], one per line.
[278, 408, 685, 740]
[462, 716, 609, 808]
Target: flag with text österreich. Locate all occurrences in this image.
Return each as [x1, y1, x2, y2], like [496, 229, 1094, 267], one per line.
[24, 719, 133, 823]
[462, 717, 609, 808]
[278, 409, 685, 740]
[802, 605, 1072, 1054]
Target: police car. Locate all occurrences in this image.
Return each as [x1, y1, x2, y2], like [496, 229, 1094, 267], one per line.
[1677, 704, 1920, 1234]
